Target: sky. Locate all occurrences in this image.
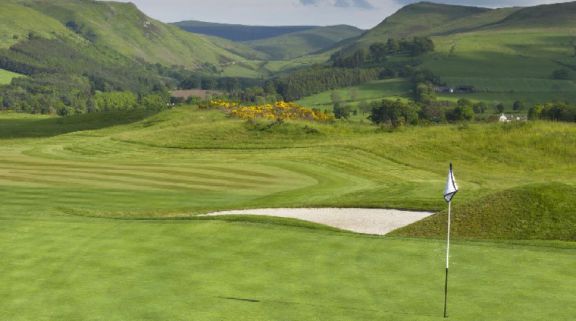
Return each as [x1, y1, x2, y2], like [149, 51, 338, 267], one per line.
[111, 0, 571, 29]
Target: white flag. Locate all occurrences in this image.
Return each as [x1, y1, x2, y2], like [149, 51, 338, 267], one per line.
[443, 163, 458, 203]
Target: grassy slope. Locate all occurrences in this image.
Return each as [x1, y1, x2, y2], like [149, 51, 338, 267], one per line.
[0, 68, 23, 85]
[355, 2, 489, 47]
[173, 20, 316, 42]
[244, 25, 363, 60]
[297, 78, 411, 107]
[0, 1, 81, 49]
[393, 183, 576, 240]
[0, 110, 575, 320]
[0, 0, 258, 76]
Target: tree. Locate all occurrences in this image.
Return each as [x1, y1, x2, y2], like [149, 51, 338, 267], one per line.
[457, 98, 473, 108]
[369, 43, 387, 63]
[385, 38, 400, 54]
[333, 103, 352, 119]
[141, 93, 169, 111]
[201, 78, 217, 90]
[369, 99, 420, 128]
[447, 105, 475, 122]
[330, 91, 342, 105]
[358, 101, 371, 115]
[349, 88, 359, 102]
[513, 100, 525, 111]
[414, 82, 436, 104]
[263, 81, 277, 95]
[496, 103, 505, 114]
[472, 102, 487, 114]
[552, 69, 570, 80]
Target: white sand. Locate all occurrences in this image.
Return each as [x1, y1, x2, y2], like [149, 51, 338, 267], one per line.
[203, 208, 434, 235]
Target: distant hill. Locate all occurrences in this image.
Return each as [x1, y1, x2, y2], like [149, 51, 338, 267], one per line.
[174, 21, 363, 60]
[172, 20, 317, 42]
[325, 1, 576, 105]
[358, 1, 490, 43]
[244, 25, 363, 60]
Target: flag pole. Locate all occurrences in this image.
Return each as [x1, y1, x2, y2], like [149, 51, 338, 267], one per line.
[443, 200, 451, 318]
[442, 162, 457, 318]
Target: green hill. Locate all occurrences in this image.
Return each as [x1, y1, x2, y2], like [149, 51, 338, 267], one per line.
[173, 20, 316, 42]
[244, 25, 363, 60]
[356, 2, 489, 45]
[0, 0, 262, 79]
[0, 1, 78, 49]
[7, 0, 251, 69]
[493, 1, 576, 28]
[392, 183, 576, 241]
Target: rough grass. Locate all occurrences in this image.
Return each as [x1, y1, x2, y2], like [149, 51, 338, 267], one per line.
[392, 183, 576, 241]
[1, 108, 574, 218]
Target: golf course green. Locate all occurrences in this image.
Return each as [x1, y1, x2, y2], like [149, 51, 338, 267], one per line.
[1, 107, 575, 320]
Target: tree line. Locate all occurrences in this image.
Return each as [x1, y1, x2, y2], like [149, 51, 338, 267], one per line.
[529, 102, 576, 122]
[331, 37, 435, 68]
[0, 38, 173, 115]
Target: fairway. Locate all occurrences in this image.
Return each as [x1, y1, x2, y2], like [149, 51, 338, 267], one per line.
[1, 109, 575, 320]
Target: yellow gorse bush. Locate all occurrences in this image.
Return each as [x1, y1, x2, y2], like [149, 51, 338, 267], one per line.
[209, 100, 334, 122]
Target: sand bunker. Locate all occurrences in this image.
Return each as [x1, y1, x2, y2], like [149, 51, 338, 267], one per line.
[204, 208, 434, 235]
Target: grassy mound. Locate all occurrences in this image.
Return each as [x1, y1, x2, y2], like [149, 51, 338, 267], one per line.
[392, 183, 576, 241]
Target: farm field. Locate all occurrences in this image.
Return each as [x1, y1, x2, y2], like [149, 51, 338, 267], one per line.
[297, 79, 411, 120]
[0, 108, 575, 320]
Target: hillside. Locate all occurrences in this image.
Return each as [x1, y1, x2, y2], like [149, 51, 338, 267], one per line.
[174, 21, 363, 61]
[392, 183, 576, 241]
[322, 1, 576, 107]
[356, 2, 490, 45]
[6, 0, 252, 69]
[493, 1, 576, 28]
[173, 20, 316, 42]
[0, 0, 269, 114]
[244, 25, 363, 60]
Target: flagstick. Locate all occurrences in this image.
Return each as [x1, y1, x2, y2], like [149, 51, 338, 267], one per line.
[443, 200, 452, 318]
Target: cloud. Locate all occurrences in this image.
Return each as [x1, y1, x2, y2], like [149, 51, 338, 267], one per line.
[352, 0, 376, 9]
[108, 0, 575, 30]
[299, 0, 321, 5]
[300, 0, 375, 9]
[394, 0, 573, 8]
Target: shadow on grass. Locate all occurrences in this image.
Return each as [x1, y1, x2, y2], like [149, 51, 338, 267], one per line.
[0, 110, 156, 139]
